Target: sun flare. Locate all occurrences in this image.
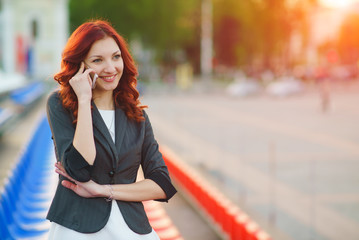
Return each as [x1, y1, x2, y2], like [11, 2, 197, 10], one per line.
[320, 0, 359, 8]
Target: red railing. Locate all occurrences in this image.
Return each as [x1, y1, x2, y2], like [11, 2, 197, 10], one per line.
[144, 200, 183, 240]
[161, 146, 271, 240]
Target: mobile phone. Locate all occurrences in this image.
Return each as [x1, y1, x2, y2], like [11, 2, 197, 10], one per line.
[90, 72, 98, 89]
[84, 63, 98, 89]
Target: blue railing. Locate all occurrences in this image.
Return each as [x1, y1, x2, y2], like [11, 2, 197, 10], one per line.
[10, 82, 45, 106]
[0, 81, 46, 137]
[0, 116, 54, 240]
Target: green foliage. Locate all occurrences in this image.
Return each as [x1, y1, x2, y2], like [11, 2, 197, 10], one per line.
[68, 0, 317, 72]
[68, 0, 199, 65]
[213, 0, 315, 69]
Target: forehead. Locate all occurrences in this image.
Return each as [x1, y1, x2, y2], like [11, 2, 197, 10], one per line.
[88, 37, 120, 56]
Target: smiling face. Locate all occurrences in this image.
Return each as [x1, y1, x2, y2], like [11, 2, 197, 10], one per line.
[84, 36, 124, 93]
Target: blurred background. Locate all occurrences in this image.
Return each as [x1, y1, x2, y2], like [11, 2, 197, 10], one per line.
[0, 0, 359, 240]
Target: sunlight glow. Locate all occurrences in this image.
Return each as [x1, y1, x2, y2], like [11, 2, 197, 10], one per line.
[320, 0, 359, 8]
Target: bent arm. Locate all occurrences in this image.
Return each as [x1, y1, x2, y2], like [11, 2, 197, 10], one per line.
[104, 179, 167, 202]
[73, 99, 96, 165]
[58, 165, 168, 201]
[60, 177, 169, 202]
[69, 62, 96, 165]
[47, 92, 93, 182]
[140, 111, 177, 201]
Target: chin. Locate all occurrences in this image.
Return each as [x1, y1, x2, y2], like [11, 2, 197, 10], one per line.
[102, 82, 120, 91]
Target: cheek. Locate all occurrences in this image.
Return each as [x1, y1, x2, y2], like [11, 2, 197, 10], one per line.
[116, 62, 124, 80]
[92, 66, 102, 74]
[117, 60, 124, 71]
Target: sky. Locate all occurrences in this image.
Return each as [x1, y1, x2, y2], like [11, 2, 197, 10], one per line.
[320, 0, 359, 8]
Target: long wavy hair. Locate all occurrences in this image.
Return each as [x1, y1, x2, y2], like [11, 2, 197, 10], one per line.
[54, 20, 146, 122]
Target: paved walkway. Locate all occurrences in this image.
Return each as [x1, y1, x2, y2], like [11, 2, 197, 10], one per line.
[142, 81, 359, 240]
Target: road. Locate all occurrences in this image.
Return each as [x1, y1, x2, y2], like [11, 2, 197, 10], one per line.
[142, 81, 359, 240]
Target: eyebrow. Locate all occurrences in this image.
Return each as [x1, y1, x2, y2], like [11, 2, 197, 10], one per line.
[89, 50, 121, 59]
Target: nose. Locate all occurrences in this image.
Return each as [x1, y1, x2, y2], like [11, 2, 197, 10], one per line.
[103, 60, 116, 73]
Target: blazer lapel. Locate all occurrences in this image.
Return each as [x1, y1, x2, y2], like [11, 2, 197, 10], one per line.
[114, 107, 128, 156]
[92, 102, 118, 166]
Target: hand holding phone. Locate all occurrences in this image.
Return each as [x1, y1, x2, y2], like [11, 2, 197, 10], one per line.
[84, 63, 98, 89]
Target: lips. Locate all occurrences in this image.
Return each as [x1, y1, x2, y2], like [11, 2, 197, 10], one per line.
[100, 74, 117, 82]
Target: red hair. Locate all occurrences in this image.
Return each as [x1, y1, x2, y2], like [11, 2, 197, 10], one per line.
[54, 20, 146, 122]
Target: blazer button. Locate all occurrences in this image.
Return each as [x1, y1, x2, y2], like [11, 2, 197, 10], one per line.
[109, 171, 115, 177]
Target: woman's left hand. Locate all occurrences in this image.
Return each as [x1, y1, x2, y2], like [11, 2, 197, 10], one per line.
[55, 162, 103, 198]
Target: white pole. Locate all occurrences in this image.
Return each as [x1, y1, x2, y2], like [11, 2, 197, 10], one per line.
[53, 0, 69, 75]
[310, 157, 317, 240]
[201, 0, 213, 81]
[2, 0, 15, 73]
[269, 141, 277, 226]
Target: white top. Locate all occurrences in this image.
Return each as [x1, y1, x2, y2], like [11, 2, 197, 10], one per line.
[98, 109, 115, 142]
[48, 109, 159, 240]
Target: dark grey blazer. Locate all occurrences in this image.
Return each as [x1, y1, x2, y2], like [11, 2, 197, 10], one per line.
[46, 91, 176, 234]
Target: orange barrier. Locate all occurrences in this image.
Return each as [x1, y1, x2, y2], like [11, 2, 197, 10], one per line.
[161, 146, 271, 240]
[144, 200, 184, 240]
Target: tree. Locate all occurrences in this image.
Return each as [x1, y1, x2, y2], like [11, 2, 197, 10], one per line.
[68, 0, 199, 67]
[213, 0, 260, 68]
[212, 0, 317, 72]
[337, 13, 359, 64]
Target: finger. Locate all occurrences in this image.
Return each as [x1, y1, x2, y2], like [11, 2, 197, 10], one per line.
[55, 162, 65, 171]
[55, 168, 68, 179]
[56, 169, 76, 182]
[62, 180, 77, 191]
[83, 68, 95, 76]
[55, 164, 76, 182]
[75, 62, 85, 75]
[83, 68, 96, 86]
[55, 162, 64, 169]
[55, 168, 66, 176]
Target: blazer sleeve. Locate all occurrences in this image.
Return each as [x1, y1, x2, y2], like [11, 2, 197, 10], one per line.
[46, 91, 92, 182]
[141, 111, 177, 202]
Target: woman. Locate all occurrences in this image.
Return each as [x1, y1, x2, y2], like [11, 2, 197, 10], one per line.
[46, 20, 177, 239]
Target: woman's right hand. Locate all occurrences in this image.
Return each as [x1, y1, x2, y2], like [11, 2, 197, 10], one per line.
[69, 62, 94, 103]
[55, 162, 103, 198]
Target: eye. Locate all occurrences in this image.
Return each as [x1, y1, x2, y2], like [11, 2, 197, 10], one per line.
[92, 58, 102, 63]
[113, 54, 122, 60]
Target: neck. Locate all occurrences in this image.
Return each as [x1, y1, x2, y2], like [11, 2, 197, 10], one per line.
[93, 91, 114, 110]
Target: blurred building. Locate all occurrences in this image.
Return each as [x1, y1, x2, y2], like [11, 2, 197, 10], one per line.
[0, 0, 69, 80]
